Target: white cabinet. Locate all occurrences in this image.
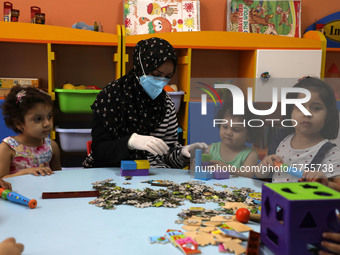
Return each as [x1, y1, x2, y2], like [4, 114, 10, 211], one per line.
[255, 49, 322, 102]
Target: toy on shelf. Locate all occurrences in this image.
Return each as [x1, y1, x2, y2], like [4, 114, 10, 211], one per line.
[72, 21, 103, 32]
[120, 160, 150, 176]
[261, 182, 340, 255]
[4, 2, 19, 22]
[0, 188, 37, 209]
[273, 161, 303, 179]
[31, 6, 45, 24]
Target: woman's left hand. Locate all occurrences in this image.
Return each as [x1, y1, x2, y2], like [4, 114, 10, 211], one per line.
[181, 142, 208, 158]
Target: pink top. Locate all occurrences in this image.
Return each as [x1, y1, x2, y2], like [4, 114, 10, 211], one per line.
[3, 136, 52, 174]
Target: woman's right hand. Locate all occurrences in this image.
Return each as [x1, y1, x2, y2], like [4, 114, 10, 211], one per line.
[128, 133, 169, 156]
[22, 167, 54, 176]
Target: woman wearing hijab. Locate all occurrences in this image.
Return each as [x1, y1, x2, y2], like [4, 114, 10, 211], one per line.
[83, 37, 207, 168]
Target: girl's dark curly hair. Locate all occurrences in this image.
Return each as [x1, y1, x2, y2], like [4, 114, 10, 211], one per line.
[284, 77, 339, 139]
[1, 85, 53, 133]
[215, 91, 260, 143]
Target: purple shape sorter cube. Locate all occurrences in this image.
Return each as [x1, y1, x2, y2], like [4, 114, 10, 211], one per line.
[261, 182, 340, 255]
[120, 160, 149, 176]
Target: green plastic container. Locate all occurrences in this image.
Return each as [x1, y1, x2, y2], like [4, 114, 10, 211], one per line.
[55, 89, 100, 113]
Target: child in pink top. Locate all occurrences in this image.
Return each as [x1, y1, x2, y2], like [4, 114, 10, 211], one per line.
[0, 85, 61, 178]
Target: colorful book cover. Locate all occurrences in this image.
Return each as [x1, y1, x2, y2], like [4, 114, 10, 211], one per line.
[227, 0, 301, 37]
[124, 0, 200, 35]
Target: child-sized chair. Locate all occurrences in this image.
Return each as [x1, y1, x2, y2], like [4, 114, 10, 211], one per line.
[86, 140, 92, 155]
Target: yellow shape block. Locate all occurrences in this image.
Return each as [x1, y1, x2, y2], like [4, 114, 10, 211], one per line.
[134, 160, 150, 169]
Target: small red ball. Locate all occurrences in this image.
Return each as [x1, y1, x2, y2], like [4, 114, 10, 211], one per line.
[236, 208, 250, 223]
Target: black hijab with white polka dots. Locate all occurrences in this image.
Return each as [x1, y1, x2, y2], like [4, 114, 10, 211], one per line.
[91, 37, 177, 158]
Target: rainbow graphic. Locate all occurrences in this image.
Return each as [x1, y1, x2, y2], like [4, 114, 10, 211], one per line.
[196, 82, 223, 106]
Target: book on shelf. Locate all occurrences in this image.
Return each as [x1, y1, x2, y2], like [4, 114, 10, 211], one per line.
[226, 0, 301, 37]
[123, 0, 200, 35]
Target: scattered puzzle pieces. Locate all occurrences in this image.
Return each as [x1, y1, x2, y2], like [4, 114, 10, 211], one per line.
[194, 232, 216, 246]
[176, 237, 201, 254]
[182, 225, 200, 232]
[149, 236, 169, 244]
[222, 239, 246, 255]
[225, 221, 253, 232]
[91, 180, 260, 211]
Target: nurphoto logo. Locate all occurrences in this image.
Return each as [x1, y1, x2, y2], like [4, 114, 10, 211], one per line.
[200, 84, 312, 128]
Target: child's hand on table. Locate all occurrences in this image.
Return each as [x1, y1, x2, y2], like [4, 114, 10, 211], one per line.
[22, 167, 54, 176]
[320, 232, 340, 255]
[0, 179, 11, 190]
[259, 154, 283, 166]
[0, 238, 24, 255]
[302, 171, 329, 186]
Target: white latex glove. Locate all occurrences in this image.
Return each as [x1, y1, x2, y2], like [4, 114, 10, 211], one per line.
[181, 142, 209, 158]
[128, 133, 169, 156]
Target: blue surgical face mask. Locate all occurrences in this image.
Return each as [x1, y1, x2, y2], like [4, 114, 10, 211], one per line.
[138, 51, 170, 100]
[140, 75, 170, 100]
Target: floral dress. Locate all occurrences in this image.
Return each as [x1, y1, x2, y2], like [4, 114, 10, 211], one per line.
[3, 137, 52, 174]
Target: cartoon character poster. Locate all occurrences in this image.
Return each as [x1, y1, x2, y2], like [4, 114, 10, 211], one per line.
[227, 0, 301, 37]
[124, 0, 200, 35]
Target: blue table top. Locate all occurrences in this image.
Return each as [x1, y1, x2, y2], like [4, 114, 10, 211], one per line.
[0, 168, 265, 255]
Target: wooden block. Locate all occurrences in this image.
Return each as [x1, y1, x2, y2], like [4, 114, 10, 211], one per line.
[246, 230, 260, 255]
[249, 214, 261, 223]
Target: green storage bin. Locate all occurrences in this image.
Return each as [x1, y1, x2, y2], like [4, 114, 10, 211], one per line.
[55, 89, 100, 113]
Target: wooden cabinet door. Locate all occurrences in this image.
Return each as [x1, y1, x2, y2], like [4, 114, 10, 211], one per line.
[255, 49, 322, 102]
